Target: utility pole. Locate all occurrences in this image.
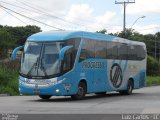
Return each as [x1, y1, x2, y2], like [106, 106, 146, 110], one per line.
[115, 0, 135, 38]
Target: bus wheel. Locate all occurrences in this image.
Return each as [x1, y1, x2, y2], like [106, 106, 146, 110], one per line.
[119, 80, 133, 95]
[71, 82, 87, 100]
[39, 95, 51, 100]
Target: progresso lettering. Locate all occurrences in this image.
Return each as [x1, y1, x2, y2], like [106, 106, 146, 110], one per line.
[82, 62, 104, 68]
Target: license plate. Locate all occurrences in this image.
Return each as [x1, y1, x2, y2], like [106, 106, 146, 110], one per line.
[33, 90, 40, 93]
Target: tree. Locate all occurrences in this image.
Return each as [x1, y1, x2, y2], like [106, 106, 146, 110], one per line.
[116, 28, 135, 39]
[96, 29, 107, 34]
[0, 25, 42, 59]
[155, 32, 160, 60]
[0, 29, 14, 59]
[3, 25, 41, 46]
[147, 56, 160, 75]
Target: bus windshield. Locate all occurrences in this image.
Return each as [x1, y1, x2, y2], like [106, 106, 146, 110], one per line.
[20, 41, 63, 78]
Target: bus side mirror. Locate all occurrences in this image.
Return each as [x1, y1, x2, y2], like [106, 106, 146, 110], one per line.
[59, 45, 73, 61]
[11, 45, 24, 60]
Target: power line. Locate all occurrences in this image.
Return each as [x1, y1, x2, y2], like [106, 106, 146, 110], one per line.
[0, 0, 124, 31]
[0, 7, 27, 25]
[2, 0, 160, 35]
[0, 4, 63, 30]
[16, 0, 123, 28]
[15, 0, 124, 30]
[2, 0, 159, 33]
[2, 0, 87, 29]
[0, 1, 119, 31]
[0, 1, 74, 30]
[0, 1, 40, 14]
[15, 0, 86, 27]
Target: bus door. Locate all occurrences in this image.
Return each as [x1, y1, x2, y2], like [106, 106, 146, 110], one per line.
[78, 39, 95, 93]
[93, 60, 107, 92]
[93, 41, 108, 92]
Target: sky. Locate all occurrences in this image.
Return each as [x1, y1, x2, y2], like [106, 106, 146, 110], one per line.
[0, 0, 160, 34]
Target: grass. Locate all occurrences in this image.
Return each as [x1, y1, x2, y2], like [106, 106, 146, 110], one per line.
[0, 62, 19, 95]
[146, 76, 160, 86]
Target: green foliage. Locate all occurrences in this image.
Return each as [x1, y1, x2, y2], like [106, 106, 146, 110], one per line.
[3, 25, 41, 45]
[0, 25, 41, 60]
[146, 76, 160, 86]
[0, 61, 19, 95]
[0, 29, 15, 59]
[96, 29, 107, 34]
[147, 56, 160, 76]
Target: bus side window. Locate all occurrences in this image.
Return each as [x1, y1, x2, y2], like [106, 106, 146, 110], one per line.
[79, 39, 95, 62]
[136, 45, 145, 60]
[118, 43, 128, 60]
[95, 41, 107, 59]
[63, 50, 74, 73]
[128, 45, 135, 60]
[79, 49, 87, 62]
[106, 42, 118, 59]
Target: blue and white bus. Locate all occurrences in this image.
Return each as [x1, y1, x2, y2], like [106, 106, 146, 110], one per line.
[12, 31, 146, 100]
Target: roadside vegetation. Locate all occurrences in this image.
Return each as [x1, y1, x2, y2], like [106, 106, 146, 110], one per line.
[146, 56, 160, 86]
[0, 25, 41, 95]
[0, 61, 19, 95]
[146, 76, 160, 86]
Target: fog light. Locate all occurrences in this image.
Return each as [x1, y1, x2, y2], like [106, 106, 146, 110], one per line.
[56, 89, 60, 93]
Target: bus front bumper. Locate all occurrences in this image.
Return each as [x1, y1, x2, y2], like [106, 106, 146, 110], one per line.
[19, 76, 74, 96]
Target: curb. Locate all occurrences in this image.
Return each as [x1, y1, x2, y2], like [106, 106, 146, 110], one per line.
[145, 84, 160, 87]
[0, 94, 10, 97]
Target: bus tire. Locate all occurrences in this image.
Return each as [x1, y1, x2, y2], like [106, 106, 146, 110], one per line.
[119, 80, 133, 95]
[39, 95, 51, 100]
[71, 82, 87, 100]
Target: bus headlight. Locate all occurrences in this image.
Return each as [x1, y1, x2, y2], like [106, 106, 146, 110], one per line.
[56, 89, 60, 93]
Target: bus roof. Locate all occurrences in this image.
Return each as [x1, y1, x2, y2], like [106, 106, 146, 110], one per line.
[27, 30, 145, 46]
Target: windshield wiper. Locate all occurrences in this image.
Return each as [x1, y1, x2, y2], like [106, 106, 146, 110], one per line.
[40, 59, 49, 79]
[26, 57, 39, 77]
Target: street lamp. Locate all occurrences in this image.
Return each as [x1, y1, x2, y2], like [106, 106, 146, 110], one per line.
[130, 16, 146, 29]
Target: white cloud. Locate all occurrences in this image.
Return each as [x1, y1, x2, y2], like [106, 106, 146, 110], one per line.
[93, 11, 117, 30]
[65, 4, 117, 32]
[96, 12, 116, 25]
[127, 0, 160, 14]
[107, 26, 123, 34]
[66, 4, 94, 22]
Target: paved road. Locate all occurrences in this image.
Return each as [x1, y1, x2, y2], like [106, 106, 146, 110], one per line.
[0, 86, 160, 114]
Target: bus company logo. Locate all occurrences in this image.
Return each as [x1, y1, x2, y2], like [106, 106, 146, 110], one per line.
[110, 63, 123, 88]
